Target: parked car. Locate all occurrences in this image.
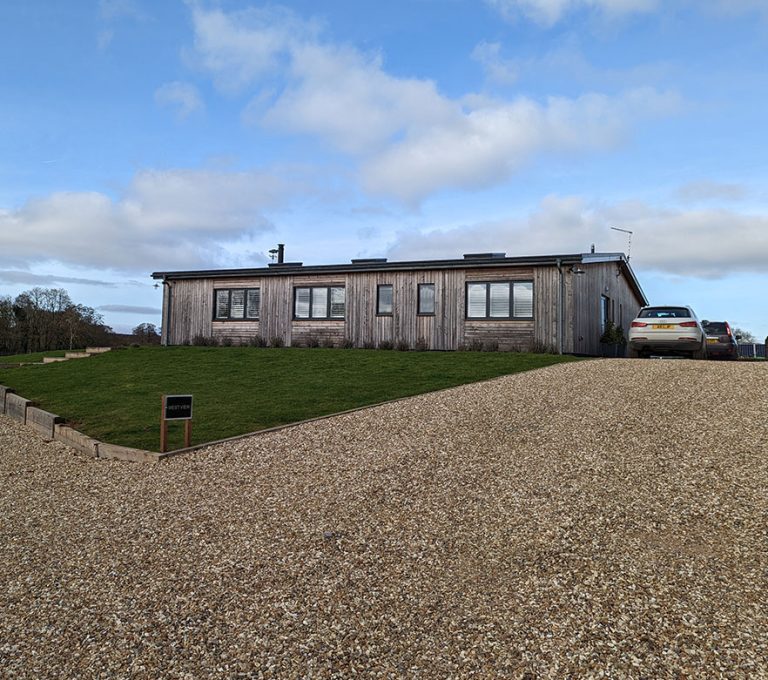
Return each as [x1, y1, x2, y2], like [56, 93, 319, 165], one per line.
[701, 320, 740, 360]
[627, 305, 707, 359]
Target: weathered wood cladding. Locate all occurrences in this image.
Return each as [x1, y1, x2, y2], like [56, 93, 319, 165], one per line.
[347, 269, 465, 349]
[571, 261, 644, 355]
[162, 258, 645, 354]
[166, 279, 214, 345]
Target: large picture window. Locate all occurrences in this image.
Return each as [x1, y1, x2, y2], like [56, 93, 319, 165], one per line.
[466, 281, 533, 319]
[214, 288, 260, 320]
[377, 284, 393, 315]
[294, 286, 345, 319]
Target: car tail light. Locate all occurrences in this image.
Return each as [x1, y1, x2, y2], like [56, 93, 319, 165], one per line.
[726, 325, 732, 337]
[679, 321, 698, 327]
[631, 321, 647, 327]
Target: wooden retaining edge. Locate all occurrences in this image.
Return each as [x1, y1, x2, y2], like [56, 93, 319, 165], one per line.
[0, 383, 161, 463]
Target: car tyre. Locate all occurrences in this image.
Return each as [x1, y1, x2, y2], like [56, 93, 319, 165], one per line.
[627, 347, 642, 359]
[692, 342, 707, 360]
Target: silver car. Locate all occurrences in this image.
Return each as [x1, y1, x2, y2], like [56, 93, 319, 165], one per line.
[627, 305, 707, 359]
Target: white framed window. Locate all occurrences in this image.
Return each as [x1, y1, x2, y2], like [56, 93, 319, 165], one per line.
[465, 281, 533, 319]
[294, 286, 345, 319]
[377, 284, 393, 315]
[214, 288, 260, 320]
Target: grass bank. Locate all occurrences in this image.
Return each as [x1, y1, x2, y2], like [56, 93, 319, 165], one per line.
[0, 346, 581, 451]
[0, 350, 70, 365]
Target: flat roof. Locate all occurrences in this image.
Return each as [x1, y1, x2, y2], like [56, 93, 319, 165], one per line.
[152, 252, 647, 305]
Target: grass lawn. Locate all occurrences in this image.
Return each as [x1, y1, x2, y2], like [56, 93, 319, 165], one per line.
[0, 350, 71, 365]
[0, 346, 582, 451]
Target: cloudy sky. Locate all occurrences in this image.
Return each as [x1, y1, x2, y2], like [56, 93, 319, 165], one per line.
[1, 0, 767, 338]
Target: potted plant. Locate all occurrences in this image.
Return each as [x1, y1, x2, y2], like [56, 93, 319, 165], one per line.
[600, 320, 627, 357]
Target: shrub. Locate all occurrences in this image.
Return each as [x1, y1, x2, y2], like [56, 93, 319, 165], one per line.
[220, 336, 233, 347]
[248, 334, 268, 348]
[528, 340, 557, 354]
[378, 340, 394, 350]
[341, 338, 355, 349]
[362, 341, 376, 350]
[192, 335, 218, 347]
[414, 337, 429, 352]
[395, 340, 410, 352]
[466, 339, 484, 352]
[305, 335, 320, 348]
[483, 340, 499, 352]
[269, 336, 285, 348]
[321, 337, 336, 349]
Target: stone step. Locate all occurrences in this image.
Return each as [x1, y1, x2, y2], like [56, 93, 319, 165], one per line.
[64, 352, 91, 359]
[85, 347, 111, 354]
[42, 357, 68, 363]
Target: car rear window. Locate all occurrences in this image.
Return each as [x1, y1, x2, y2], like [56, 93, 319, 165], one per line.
[639, 307, 692, 319]
[703, 322, 727, 334]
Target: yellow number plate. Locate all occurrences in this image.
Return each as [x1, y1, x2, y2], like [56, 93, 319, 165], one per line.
[707, 338, 719, 343]
[653, 324, 674, 329]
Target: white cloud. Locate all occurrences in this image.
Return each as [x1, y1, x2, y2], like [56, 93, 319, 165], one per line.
[485, 0, 658, 25]
[188, 5, 681, 204]
[99, 0, 147, 22]
[362, 88, 681, 204]
[98, 304, 161, 314]
[676, 181, 748, 204]
[189, 4, 314, 92]
[155, 81, 204, 119]
[262, 44, 457, 155]
[471, 42, 519, 85]
[0, 169, 285, 272]
[385, 194, 768, 278]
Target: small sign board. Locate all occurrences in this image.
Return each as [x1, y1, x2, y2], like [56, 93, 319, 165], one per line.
[163, 394, 193, 420]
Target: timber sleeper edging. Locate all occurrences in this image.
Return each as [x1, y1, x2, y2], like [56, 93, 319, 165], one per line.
[0, 383, 161, 463]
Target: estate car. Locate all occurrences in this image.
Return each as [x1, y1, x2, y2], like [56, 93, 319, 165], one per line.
[627, 305, 707, 359]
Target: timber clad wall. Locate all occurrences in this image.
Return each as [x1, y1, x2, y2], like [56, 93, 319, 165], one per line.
[159, 255, 645, 354]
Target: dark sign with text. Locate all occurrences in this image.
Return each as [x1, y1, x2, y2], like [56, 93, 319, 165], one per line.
[163, 394, 193, 421]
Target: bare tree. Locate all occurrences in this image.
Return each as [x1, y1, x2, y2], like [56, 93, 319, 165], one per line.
[132, 323, 161, 345]
[732, 327, 756, 343]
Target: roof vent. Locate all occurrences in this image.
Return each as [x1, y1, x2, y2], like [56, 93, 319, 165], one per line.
[463, 252, 506, 260]
[351, 258, 388, 264]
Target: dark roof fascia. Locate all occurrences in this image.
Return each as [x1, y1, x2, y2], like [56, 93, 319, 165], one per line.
[582, 252, 648, 306]
[151, 253, 587, 281]
[620, 259, 649, 306]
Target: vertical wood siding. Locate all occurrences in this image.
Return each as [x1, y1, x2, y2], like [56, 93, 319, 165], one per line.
[167, 279, 213, 345]
[165, 262, 642, 354]
[571, 262, 644, 355]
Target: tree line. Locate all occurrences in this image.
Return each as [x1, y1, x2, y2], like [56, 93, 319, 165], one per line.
[0, 287, 159, 355]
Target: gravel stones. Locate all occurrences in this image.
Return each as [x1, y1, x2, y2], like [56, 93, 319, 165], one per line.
[1, 359, 767, 677]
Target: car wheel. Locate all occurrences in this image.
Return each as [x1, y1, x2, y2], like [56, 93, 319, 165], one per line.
[692, 343, 707, 360]
[627, 347, 642, 359]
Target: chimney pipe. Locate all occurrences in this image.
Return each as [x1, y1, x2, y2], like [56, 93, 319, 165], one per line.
[591, 243, 595, 254]
[277, 243, 285, 264]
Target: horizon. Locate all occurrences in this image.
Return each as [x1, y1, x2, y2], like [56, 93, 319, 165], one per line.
[1, 0, 766, 338]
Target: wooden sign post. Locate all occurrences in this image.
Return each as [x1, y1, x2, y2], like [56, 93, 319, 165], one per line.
[160, 394, 193, 453]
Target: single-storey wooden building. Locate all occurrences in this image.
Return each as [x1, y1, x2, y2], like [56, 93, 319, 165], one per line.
[151, 250, 647, 355]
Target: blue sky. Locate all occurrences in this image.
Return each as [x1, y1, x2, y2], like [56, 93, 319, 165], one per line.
[1, 0, 767, 338]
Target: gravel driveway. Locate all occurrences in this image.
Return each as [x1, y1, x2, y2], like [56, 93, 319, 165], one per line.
[1, 359, 767, 678]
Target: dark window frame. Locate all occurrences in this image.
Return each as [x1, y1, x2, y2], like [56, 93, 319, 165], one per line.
[464, 280, 534, 320]
[417, 283, 436, 316]
[376, 284, 393, 316]
[293, 286, 346, 320]
[213, 287, 260, 321]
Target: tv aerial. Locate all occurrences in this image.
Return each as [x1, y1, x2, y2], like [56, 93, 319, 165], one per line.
[610, 226, 633, 261]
